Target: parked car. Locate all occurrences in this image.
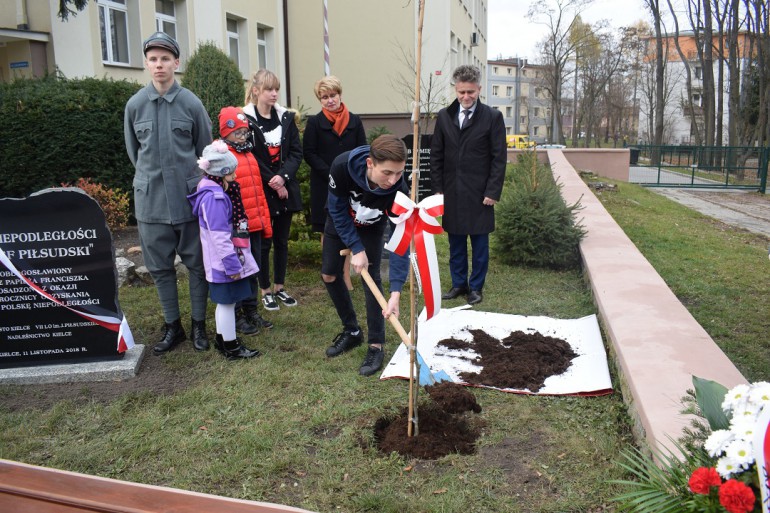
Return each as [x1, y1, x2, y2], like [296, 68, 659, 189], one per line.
[506, 134, 536, 149]
[537, 143, 567, 149]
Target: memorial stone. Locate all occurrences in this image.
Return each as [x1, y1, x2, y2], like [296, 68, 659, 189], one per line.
[402, 134, 432, 201]
[0, 188, 133, 368]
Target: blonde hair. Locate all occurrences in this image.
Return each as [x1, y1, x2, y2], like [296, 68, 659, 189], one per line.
[314, 75, 342, 100]
[245, 69, 281, 105]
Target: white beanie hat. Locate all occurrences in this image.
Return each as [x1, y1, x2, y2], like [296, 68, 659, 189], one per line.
[197, 140, 237, 177]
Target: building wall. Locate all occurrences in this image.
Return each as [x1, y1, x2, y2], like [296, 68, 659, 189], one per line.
[3, 0, 488, 137]
[286, 1, 487, 138]
[487, 58, 550, 143]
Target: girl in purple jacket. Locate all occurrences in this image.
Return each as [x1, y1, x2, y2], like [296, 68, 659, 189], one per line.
[188, 141, 261, 360]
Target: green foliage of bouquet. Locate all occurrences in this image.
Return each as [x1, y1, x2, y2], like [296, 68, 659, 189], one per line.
[613, 377, 768, 513]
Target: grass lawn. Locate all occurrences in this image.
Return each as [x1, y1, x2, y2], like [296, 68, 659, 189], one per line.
[0, 232, 633, 513]
[1, 179, 766, 512]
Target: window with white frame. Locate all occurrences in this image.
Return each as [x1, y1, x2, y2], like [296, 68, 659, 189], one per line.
[507, 68, 512, 75]
[257, 25, 268, 69]
[505, 106, 512, 117]
[493, 66, 498, 74]
[533, 126, 539, 135]
[533, 107, 540, 117]
[506, 86, 512, 96]
[492, 85, 499, 96]
[98, 0, 129, 65]
[227, 17, 241, 68]
[155, 0, 176, 39]
[694, 66, 702, 79]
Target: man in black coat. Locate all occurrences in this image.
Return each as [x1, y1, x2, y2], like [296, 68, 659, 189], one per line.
[430, 64, 507, 305]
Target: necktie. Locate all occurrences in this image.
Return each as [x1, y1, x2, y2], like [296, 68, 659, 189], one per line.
[461, 109, 470, 129]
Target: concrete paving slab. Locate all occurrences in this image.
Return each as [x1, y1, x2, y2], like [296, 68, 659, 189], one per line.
[651, 188, 770, 239]
[0, 345, 146, 385]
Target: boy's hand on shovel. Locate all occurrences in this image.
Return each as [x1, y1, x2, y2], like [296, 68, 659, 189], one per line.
[349, 250, 369, 275]
[341, 249, 411, 346]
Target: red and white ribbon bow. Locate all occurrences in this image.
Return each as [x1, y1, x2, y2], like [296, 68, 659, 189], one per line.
[385, 192, 444, 320]
[0, 247, 134, 353]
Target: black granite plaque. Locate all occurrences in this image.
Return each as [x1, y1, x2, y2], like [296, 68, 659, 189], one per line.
[402, 133, 433, 201]
[0, 188, 132, 368]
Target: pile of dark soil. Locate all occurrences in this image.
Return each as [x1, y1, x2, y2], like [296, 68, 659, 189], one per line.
[373, 382, 483, 459]
[439, 329, 577, 392]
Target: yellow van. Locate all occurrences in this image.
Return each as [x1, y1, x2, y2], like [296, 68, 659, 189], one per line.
[506, 134, 535, 149]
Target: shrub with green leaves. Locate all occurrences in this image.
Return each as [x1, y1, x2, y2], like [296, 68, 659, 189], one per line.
[494, 151, 586, 269]
[0, 74, 140, 198]
[62, 177, 130, 230]
[181, 42, 245, 139]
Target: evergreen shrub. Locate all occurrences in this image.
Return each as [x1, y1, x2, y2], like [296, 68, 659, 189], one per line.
[181, 42, 245, 139]
[367, 125, 392, 143]
[0, 74, 141, 198]
[494, 151, 586, 269]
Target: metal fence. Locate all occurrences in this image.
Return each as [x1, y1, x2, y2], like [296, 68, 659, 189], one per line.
[629, 145, 768, 193]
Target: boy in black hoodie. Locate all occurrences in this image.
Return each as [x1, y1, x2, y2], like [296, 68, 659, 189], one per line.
[321, 135, 410, 376]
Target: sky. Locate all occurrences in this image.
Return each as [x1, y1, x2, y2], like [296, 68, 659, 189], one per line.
[487, 0, 651, 61]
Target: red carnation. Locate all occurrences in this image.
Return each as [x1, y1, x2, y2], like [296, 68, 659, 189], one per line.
[688, 467, 722, 495]
[718, 478, 756, 513]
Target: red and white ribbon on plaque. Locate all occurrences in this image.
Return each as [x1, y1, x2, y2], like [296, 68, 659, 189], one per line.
[753, 406, 770, 513]
[0, 247, 134, 352]
[384, 191, 443, 320]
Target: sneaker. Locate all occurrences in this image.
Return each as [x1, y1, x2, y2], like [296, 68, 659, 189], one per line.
[325, 330, 363, 357]
[359, 346, 385, 376]
[262, 293, 279, 311]
[274, 289, 298, 307]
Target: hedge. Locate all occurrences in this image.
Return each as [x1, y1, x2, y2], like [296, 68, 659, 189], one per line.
[0, 74, 141, 199]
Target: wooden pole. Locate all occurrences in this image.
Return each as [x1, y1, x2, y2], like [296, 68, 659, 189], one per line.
[407, 0, 426, 438]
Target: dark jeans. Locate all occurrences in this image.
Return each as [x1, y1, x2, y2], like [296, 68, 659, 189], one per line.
[259, 211, 293, 290]
[447, 232, 489, 292]
[321, 218, 386, 345]
[238, 231, 263, 310]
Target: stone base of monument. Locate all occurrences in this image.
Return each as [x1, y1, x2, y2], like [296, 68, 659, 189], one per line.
[0, 345, 145, 385]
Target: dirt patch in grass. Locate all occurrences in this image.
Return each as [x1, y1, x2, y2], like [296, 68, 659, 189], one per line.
[374, 382, 484, 460]
[373, 330, 579, 459]
[0, 344, 205, 413]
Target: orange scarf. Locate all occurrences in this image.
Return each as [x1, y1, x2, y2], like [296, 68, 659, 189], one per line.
[322, 102, 350, 136]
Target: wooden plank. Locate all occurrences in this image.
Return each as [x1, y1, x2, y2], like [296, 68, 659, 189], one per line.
[0, 459, 315, 513]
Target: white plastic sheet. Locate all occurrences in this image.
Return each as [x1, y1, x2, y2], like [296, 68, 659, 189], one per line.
[380, 306, 613, 396]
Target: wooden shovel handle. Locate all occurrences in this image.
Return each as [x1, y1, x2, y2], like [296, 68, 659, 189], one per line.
[340, 249, 413, 347]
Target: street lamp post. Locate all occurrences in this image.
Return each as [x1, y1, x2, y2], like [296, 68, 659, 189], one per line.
[514, 57, 525, 134]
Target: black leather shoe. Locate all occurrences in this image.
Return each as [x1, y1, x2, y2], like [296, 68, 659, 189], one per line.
[467, 290, 483, 305]
[235, 309, 259, 335]
[442, 286, 468, 300]
[191, 318, 210, 351]
[245, 306, 273, 330]
[222, 337, 261, 360]
[214, 334, 225, 354]
[153, 319, 185, 354]
[325, 330, 363, 357]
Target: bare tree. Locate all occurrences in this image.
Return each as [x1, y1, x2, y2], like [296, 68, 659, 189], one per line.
[577, 31, 628, 147]
[528, 0, 594, 145]
[388, 43, 450, 134]
[644, 0, 667, 157]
